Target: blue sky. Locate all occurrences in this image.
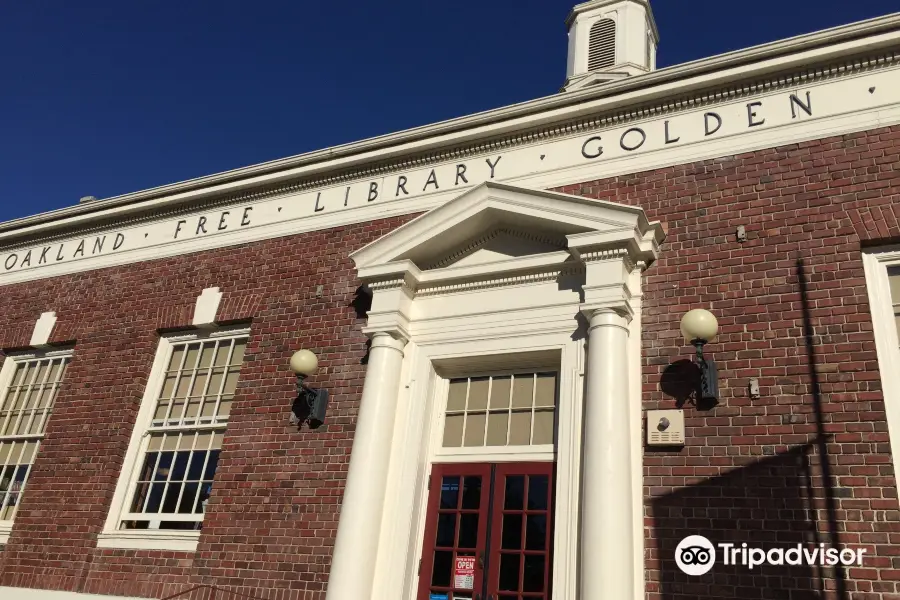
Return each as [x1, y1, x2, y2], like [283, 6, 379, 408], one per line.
[0, 0, 895, 223]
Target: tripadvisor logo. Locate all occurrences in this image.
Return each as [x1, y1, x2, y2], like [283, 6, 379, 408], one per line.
[675, 535, 867, 576]
[676, 536, 716, 576]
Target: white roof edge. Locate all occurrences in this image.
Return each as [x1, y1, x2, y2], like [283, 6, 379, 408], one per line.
[2, 11, 900, 237]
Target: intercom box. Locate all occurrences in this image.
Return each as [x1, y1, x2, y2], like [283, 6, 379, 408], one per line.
[646, 409, 685, 446]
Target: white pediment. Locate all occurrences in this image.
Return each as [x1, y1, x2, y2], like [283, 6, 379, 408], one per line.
[351, 182, 663, 278]
[352, 182, 666, 340]
[426, 228, 567, 270]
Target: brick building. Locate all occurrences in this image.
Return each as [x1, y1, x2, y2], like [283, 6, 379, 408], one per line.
[1, 1, 900, 599]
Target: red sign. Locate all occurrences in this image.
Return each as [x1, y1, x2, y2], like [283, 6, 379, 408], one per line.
[454, 556, 476, 589]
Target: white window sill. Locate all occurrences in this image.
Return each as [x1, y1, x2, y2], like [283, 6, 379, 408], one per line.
[0, 521, 11, 545]
[96, 529, 199, 552]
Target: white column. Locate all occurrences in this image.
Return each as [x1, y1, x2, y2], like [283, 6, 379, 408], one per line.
[581, 308, 635, 600]
[325, 331, 407, 600]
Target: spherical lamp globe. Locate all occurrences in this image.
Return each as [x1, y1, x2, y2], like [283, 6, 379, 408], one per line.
[680, 309, 719, 344]
[289, 349, 319, 378]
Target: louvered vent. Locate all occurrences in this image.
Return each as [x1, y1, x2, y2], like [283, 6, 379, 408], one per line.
[588, 19, 616, 71]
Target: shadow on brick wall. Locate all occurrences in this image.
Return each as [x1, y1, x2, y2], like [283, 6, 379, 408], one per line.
[651, 258, 849, 600]
[652, 443, 828, 599]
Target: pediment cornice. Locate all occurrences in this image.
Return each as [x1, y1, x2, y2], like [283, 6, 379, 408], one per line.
[351, 182, 658, 272]
[353, 182, 664, 303]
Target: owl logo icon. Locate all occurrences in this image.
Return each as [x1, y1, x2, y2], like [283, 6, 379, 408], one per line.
[676, 535, 716, 576]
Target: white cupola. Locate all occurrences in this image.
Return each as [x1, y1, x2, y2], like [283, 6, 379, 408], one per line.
[563, 0, 659, 92]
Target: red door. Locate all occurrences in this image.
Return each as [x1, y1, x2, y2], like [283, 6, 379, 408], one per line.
[418, 463, 554, 600]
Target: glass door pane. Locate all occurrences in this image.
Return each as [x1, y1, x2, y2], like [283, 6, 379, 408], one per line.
[488, 463, 554, 600]
[419, 463, 491, 600]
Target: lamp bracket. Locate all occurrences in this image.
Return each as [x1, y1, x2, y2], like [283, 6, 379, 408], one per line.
[691, 339, 707, 362]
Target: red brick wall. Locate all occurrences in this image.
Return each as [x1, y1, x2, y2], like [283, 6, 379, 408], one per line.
[560, 125, 900, 600]
[0, 215, 415, 600]
[1, 124, 900, 600]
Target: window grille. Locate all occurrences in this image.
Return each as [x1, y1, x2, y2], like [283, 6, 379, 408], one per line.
[0, 354, 70, 521]
[442, 373, 557, 448]
[119, 334, 246, 530]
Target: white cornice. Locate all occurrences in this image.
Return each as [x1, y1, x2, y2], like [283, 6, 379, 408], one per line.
[0, 69, 897, 286]
[1, 13, 899, 246]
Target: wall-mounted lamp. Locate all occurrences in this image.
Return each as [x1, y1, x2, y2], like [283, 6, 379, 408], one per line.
[289, 349, 329, 429]
[680, 309, 720, 407]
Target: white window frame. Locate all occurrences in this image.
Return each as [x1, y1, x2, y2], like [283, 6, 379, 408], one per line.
[863, 246, 900, 477]
[0, 347, 74, 544]
[433, 366, 559, 463]
[98, 326, 249, 551]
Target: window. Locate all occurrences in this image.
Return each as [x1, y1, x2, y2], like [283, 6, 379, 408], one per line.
[442, 373, 557, 448]
[0, 352, 71, 524]
[864, 250, 900, 478]
[889, 266, 900, 339]
[588, 18, 616, 71]
[114, 330, 247, 532]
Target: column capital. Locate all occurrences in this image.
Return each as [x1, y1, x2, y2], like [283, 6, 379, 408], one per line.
[362, 326, 410, 347]
[580, 293, 634, 325]
[581, 306, 633, 331]
[567, 221, 664, 269]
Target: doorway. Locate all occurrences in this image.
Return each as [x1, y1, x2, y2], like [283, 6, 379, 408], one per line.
[417, 462, 554, 600]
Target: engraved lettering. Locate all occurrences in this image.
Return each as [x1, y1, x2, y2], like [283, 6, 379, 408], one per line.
[486, 156, 502, 178]
[791, 91, 813, 119]
[423, 169, 439, 191]
[396, 176, 408, 197]
[620, 127, 647, 151]
[747, 101, 765, 127]
[581, 136, 603, 159]
[455, 164, 468, 185]
[705, 112, 723, 136]
[665, 120, 680, 144]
